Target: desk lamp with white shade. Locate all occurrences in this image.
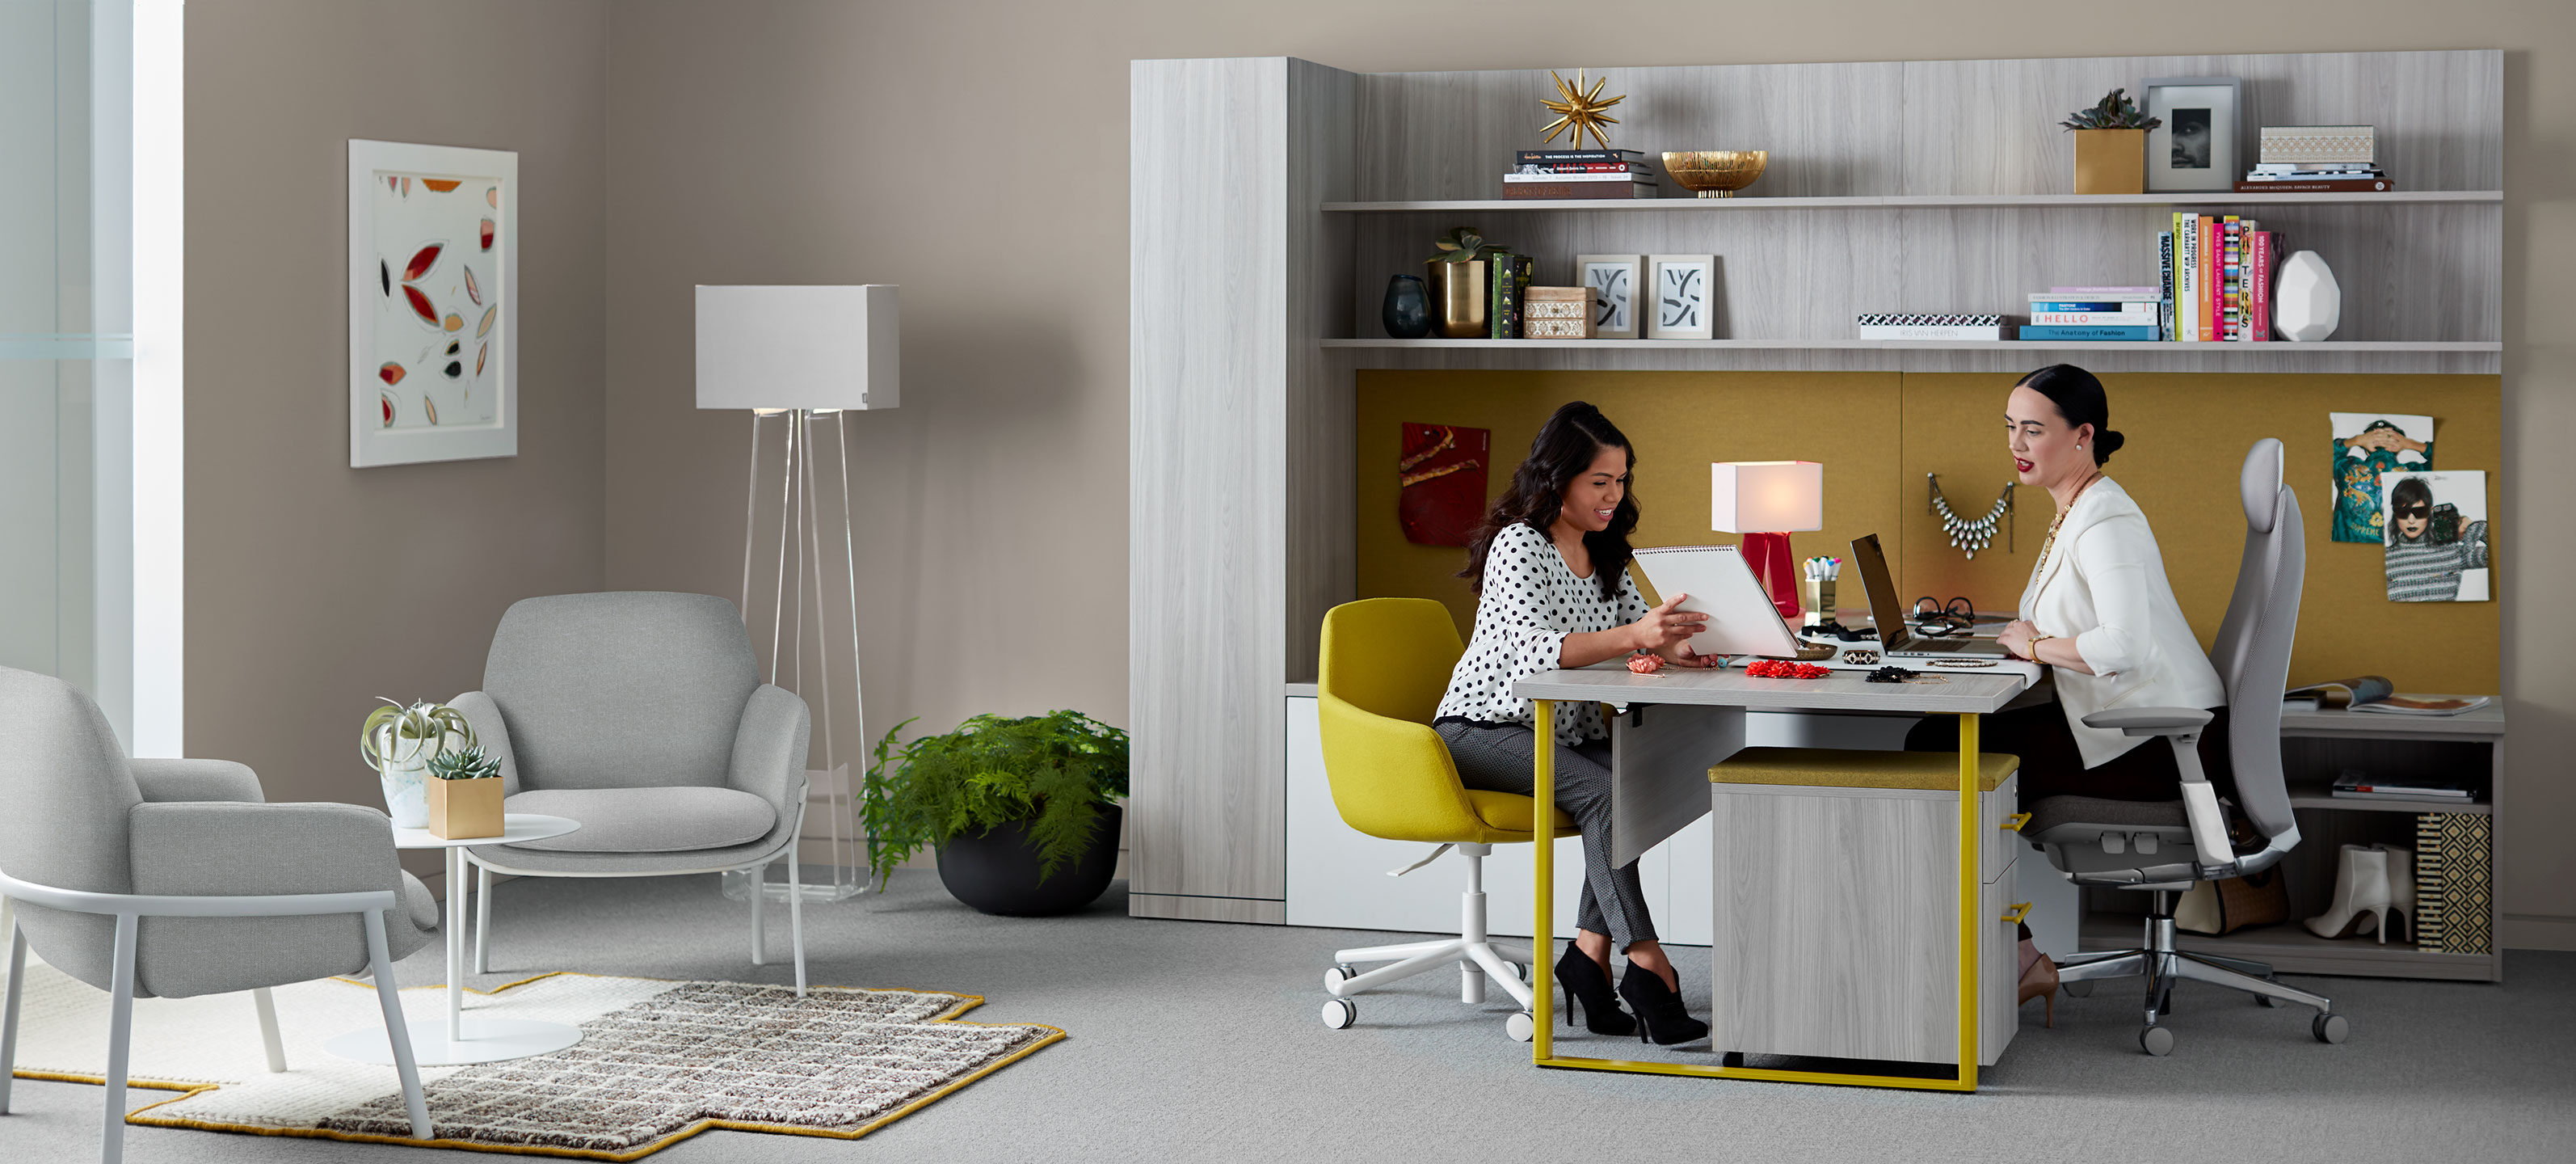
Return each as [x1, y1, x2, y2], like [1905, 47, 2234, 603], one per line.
[697, 284, 898, 904]
[1711, 459, 1822, 622]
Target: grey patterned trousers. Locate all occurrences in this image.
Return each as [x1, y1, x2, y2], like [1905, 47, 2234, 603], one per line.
[1435, 719, 1656, 950]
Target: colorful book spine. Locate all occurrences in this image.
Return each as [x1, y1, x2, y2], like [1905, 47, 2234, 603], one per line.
[2230, 177, 2395, 193]
[2174, 213, 2198, 342]
[1487, 253, 1532, 339]
[2031, 310, 2157, 326]
[2158, 231, 2175, 340]
[2199, 216, 2218, 342]
[1512, 162, 1652, 174]
[2249, 230, 2275, 341]
[1503, 171, 1656, 183]
[1496, 181, 1656, 200]
[2018, 325, 2161, 341]
[2028, 301, 2157, 312]
[1513, 148, 1645, 163]
[2222, 216, 2242, 340]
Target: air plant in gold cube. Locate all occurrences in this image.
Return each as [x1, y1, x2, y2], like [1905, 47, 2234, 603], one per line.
[1539, 70, 1624, 151]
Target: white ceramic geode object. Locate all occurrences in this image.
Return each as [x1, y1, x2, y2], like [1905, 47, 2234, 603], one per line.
[2273, 250, 2340, 342]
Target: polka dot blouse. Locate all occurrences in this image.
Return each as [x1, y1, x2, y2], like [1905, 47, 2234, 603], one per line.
[1435, 521, 1647, 746]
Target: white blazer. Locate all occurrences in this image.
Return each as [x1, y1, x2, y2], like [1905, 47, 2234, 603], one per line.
[2018, 478, 2225, 769]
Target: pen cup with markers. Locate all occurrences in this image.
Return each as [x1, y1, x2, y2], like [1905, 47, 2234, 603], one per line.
[1801, 579, 1834, 626]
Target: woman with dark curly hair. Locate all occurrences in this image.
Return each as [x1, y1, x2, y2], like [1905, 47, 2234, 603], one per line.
[1433, 401, 1714, 1047]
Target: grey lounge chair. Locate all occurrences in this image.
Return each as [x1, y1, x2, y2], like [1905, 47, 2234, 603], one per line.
[453, 593, 814, 994]
[0, 666, 436, 1163]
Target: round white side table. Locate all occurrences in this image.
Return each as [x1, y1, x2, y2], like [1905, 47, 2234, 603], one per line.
[324, 812, 582, 1066]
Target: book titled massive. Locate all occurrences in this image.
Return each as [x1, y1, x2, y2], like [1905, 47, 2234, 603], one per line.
[1499, 181, 1657, 200]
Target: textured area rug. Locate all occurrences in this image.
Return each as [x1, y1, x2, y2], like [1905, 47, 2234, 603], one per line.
[6, 957, 1063, 1159]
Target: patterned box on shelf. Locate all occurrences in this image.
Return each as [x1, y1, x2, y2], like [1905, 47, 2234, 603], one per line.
[1522, 286, 1596, 339]
[2259, 124, 2376, 165]
[2415, 812, 2492, 955]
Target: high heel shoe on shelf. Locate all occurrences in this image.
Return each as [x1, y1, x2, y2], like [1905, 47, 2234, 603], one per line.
[2017, 927, 2059, 1029]
[1617, 963, 1711, 1047]
[2377, 844, 2415, 945]
[1554, 946, 1637, 1036]
[2304, 843, 2393, 940]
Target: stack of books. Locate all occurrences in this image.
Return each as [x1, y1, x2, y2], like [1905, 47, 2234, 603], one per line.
[2237, 125, 2392, 192]
[1486, 252, 1534, 337]
[2330, 770, 2473, 802]
[1502, 149, 1659, 200]
[1855, 314, 2009, 340]
[2021, 289, 2159, 342]
[2166, 213, 2280, 341]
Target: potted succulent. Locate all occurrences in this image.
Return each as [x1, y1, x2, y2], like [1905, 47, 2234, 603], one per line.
[427, 744, 505, 839]
[861, 711, 1129, 917]
[2061, 88, 2161, 195]
[1426, 226, 1498, 338]
[360, 698, 474, 829]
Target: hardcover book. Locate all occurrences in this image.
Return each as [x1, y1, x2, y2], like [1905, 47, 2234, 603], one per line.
[2017, 324, 2160, 341]
[2231, 178, 2396, 193]
[1498, 181, 1657, 200]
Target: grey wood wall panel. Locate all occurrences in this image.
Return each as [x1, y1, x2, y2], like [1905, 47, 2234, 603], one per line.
[1130, 57, 1290, 909]
[1356, 62, 1906, 203]
[1286, 59, 1357, 685]
[1901, 51, 2501, 196]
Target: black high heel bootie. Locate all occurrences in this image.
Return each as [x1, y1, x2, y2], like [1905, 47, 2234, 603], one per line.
[1553, 945, 1637, 1036]
[1618, 962, 1711, 1046]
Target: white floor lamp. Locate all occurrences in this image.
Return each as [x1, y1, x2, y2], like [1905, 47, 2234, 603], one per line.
[696, 285, 899, 903]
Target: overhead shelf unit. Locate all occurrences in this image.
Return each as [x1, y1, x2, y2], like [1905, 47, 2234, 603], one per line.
[1129, 49, 2503, 925]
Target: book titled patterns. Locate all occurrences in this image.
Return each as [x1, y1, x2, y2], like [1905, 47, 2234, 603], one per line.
[1398, 423, 1489, 546]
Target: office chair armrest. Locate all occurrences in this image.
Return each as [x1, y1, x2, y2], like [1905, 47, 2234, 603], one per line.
[129, 758, 265, 803]
[128, 802, 404, 898]
[448, 690, 520, 796]
[2081, 706, 2213, 736]
[726, 684, 813, 824]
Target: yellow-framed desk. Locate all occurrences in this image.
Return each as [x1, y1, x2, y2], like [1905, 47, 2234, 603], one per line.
[1516, 664, 2023, 1091]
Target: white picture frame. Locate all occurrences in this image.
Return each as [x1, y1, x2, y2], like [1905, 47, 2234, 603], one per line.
[2143, 77, 2241, 193]
[1645, 254, 1717, 340]
[1575, 254, 1642, 340]
[348, 138, 519, 467]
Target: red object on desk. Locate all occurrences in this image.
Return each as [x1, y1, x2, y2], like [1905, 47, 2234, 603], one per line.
[1740, 531, 1801, 622]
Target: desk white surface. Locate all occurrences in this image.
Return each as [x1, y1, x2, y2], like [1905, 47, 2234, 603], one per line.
[1514, 662, 2026, 715]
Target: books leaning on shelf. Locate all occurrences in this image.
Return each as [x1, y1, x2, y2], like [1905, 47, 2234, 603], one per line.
[1504, 148, 1659, 200]
[2330, 770, 2473, 802]
[1854, 314, 2008, 341]
[2166, 213, 2279, 341]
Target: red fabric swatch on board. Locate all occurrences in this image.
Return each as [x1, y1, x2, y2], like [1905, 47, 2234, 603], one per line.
[1399, 424, 1490, 546]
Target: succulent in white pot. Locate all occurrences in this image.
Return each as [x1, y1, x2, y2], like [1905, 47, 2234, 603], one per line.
[360, 698, 474, 829]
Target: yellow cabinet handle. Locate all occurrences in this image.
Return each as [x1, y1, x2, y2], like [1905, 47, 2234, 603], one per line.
[2001, 812, 2031, 832]
[2000, 902, 2033, 925]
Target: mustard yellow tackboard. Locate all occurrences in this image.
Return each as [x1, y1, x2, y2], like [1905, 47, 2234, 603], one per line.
[1354, 369, 2499, 696]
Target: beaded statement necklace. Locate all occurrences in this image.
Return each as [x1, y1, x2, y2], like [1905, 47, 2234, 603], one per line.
[2031, 470, 2104, 578]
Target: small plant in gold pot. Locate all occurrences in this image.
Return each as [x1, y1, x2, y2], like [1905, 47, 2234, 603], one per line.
[1425, 226, 1498, 339]
[427, 743, 505, 839]
[2061, 88, 2161, 196]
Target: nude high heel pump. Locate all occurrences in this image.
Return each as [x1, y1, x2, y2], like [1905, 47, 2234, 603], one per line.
[2376, 844, 2415, 945]
[2304, 844, 2392, 939]
[2016, 928, 2058, 1028]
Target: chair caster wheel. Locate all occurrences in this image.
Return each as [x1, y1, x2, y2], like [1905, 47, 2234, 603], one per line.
[2255, 990, 2279, 1007]
[1505, 1011, 1534, 1043]
[2064, 980, 2094, 997]
[1321, 998, 1357, 1030]
[2140, 1025, 2174, 1056]
[1324, 965, 1355, 994]
[2313, 1012, 2348, 1044]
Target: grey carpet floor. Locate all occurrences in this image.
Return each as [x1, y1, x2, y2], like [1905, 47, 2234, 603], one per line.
[5, 871, 2572, 1162]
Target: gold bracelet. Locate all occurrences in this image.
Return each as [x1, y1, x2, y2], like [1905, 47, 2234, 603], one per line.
[2024, 632, 2053, 660]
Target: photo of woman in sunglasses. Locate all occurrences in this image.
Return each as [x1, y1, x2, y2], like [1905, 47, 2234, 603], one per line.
[2384, 470, 2490, 602]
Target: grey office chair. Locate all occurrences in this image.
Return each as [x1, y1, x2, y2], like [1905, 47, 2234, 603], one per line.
[2027, 438, 2348, 1056]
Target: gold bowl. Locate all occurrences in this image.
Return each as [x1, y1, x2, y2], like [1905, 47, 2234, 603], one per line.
[1661, 150, 1767, 198]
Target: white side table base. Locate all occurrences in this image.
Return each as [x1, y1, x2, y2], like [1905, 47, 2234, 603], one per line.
[323, 1016, 583, 1066]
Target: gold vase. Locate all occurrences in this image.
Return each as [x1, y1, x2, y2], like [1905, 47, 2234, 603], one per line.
[1426, 259, 1487, 339]
[2072, 129, 2146, 195]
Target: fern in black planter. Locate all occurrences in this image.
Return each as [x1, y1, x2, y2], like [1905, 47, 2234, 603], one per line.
[861, 711, 1129, 915]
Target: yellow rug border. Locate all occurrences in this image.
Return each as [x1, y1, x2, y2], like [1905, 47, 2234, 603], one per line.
[15, 972, 1069, 1161]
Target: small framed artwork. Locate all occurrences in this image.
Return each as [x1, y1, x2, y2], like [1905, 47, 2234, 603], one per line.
[348, 138, 520, 467]
[2143, 77, 2241, 193]
[1575, 254, 1642, 340]
[1645, 254, 1717, 340]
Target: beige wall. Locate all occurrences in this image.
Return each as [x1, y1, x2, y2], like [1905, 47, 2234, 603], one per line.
[185, 0, 608, 881]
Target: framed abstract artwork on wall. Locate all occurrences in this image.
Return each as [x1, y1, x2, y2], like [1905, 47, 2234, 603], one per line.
[347, 139, 519, 467]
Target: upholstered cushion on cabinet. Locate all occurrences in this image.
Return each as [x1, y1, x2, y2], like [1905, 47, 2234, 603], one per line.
[499, 787, 778, 853]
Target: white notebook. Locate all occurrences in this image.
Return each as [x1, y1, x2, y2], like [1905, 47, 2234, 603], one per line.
[1628, 545, 1803, 659]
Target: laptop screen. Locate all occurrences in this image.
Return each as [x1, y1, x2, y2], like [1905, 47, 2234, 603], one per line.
[1848, 534, 1909, 652]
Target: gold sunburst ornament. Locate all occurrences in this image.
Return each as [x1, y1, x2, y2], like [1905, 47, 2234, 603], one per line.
[1539, 69, 1625, 150]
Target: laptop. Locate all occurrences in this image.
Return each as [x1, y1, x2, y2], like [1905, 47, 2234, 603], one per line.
[1847, 534, 2014, 659]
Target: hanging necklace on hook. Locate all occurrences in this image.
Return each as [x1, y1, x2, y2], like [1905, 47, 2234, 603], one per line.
[1929, 474, 2014, 559]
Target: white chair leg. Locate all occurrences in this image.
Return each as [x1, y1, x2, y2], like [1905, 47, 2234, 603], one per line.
[788, 837, 806, 998]
[0, 916, 25, 1115]
[748, 863, 767, 966]
[252, 987, 286, 1073]
[362, 912, 432, 1141]
[102, 913, 138, 1164]
[473, 863, 492, 975]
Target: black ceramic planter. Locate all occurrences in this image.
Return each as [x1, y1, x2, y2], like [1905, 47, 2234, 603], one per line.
[934, 805, 1122, 917]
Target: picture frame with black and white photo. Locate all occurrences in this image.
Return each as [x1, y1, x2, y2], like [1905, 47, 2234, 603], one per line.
[2143, 77, 2241, 193]
[2382, 470, 2490, 602]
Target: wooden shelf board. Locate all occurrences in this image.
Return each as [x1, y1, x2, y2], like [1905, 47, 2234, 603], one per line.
[2077, 917, 2495, 981]
[1325, 191, 2504, 213]
[2283, 783, 2490, 816]
[1323, 339, 2500, 352]
[2281, 702, 2505, 738]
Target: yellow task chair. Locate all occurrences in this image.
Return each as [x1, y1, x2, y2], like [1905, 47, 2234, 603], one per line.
[1315, 597, 1576, 1042]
